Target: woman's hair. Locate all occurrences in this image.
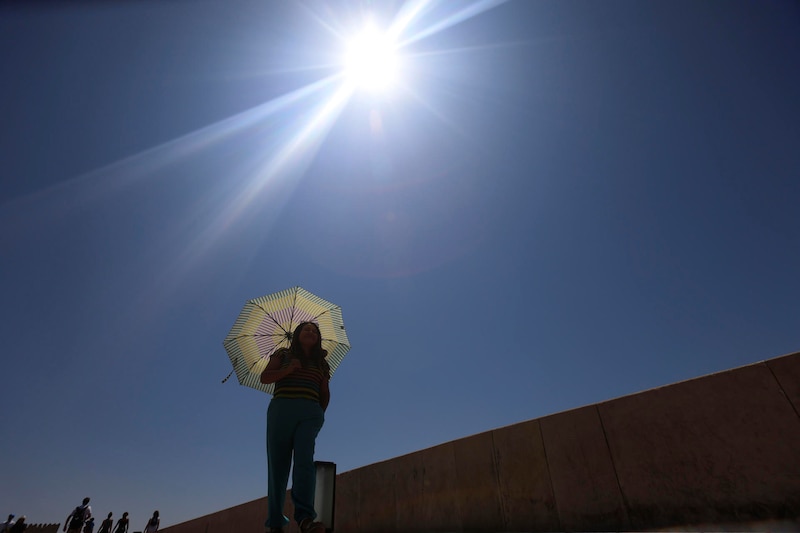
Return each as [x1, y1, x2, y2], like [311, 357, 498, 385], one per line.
[288, 322, 329, 373]
[289, 322, 326, 357]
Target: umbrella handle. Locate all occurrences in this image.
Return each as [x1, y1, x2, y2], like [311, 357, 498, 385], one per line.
[222, 356, 268, 384]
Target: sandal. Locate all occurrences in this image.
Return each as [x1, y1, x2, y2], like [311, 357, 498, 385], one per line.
[298, 517, 325, 533]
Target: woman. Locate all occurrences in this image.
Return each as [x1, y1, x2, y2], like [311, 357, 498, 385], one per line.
[111, 513, 128, 533]
[261, 322, 330, 533]
[142, 511, 159, 533]
[97, 513, 113, 533]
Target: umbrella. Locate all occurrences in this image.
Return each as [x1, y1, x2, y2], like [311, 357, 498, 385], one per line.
[222, 286, 350, 394]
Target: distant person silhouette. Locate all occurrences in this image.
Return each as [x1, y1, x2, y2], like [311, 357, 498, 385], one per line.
[8, 517, 25, 533]
[97, 513, 113, 533]
[65, 498, 92, 533]
[142, 511, 159, 533]
[111, 513, 128, 533]
[1, 514, 15, 533]
[260, 322, 330, 533]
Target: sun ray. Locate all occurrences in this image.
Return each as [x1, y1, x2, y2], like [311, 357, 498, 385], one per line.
[156, 80, 355, 285]
[296, 1, 353, 42]
[125, 78, 355, 321]
[386, 0, 435, 41]
[0, 74, 338, 234]
[398, 0, 509, 48]
[405, 39, 534, 61]
[249, 81, 353, 194]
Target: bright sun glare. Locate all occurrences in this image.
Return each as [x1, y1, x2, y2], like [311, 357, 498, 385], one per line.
[343, 25, 399, 92]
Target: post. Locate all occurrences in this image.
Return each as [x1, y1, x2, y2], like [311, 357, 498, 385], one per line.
[314, 461, 336, 532]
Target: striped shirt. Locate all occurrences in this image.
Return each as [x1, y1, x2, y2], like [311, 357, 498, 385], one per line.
[273, 348, 330, 402]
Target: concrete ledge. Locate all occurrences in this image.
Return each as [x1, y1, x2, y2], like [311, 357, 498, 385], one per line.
[542, 406, 628, 531]
[767, 351, 800, 416]
[453, 432, 503, 530]
[162, 350, 800, 533]
[600, 359, 800, 529]
[493, 420, 558, 531]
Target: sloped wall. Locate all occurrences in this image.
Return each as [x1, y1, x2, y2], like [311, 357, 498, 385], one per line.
[17, 524, 60, 533]
[162, 351, 800, 533]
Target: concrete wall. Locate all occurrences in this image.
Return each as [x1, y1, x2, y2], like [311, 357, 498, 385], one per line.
[14, 524, 60, 533]
[162, 351, 800, 532]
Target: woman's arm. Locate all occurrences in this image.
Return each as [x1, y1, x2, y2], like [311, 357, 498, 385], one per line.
[319, 357, 331, 411]
[260, 350, 300, 384]
[319, 376, 330, 411]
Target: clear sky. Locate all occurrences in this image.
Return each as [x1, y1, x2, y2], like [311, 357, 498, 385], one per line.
[1, 0, 799, 528]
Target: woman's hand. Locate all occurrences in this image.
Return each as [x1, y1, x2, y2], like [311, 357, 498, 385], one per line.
[261, 350, 300, 384]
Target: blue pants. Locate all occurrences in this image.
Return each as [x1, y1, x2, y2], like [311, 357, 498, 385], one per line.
[266, 397, 325, 528]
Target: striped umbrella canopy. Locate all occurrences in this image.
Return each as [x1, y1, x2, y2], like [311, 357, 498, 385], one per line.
[222, 286, 350, 394]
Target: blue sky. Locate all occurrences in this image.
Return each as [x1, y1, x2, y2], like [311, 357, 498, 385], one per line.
[1, 0, 799, 528]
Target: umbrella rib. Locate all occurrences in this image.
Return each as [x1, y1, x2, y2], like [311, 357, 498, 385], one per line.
[310, 308, 340, 343]
[288, 287, 299, 336]
[252, 301, 290, 338]
[246, 356, 265, 373]
[226, 332, 287, 341]
[310, 307, 333, 322]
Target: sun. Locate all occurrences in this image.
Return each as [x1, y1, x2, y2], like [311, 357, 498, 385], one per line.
[343, 24, 400, 93]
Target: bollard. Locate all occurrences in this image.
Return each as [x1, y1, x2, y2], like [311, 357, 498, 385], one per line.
[314, 461, 336, 532]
